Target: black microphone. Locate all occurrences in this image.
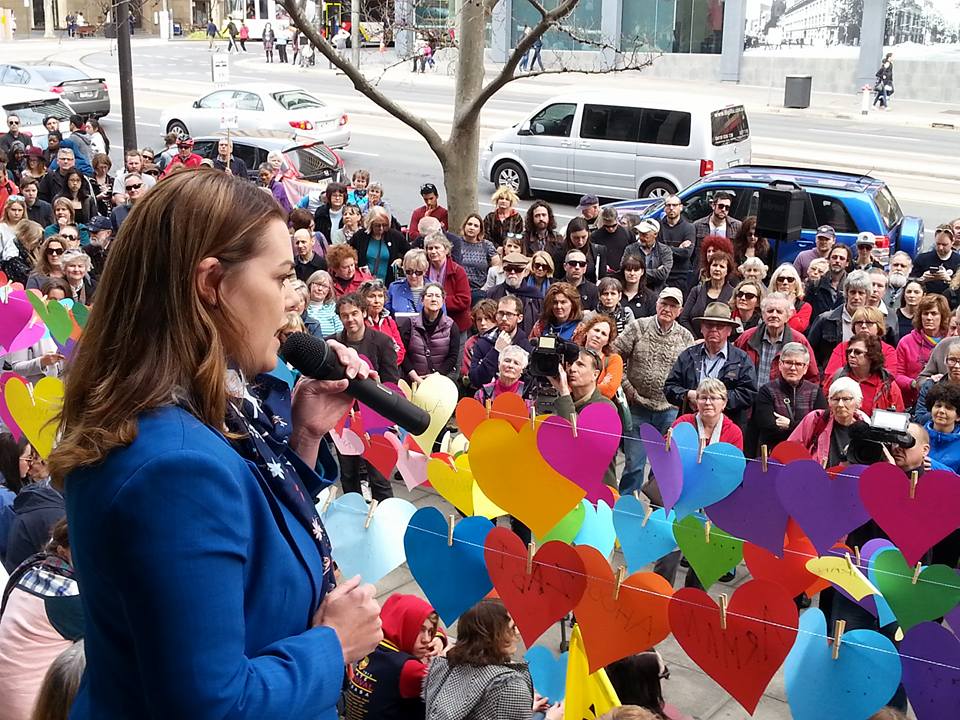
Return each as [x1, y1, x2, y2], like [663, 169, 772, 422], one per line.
[280, 332, 431, 435]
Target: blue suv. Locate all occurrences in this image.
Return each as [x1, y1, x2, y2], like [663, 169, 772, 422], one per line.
[607, 165, 924, 263]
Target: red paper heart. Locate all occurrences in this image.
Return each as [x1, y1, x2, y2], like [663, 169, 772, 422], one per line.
[483, 527, 586, 647]
[743, 520, 829, 598]
[770, 440, 813, 465]
[574, 546, 673, 672]
[363, 435, 398, 479]
[669, 579, 799, 714]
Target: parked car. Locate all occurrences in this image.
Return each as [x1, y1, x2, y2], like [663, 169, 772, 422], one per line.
[0, 62, 110, 117]
[606, 165, 924, 264]
[160, 84, 350, 149]
[191, 131, 345, 184]
[0, 87, 73, 145]
[480, 91, 751, 200]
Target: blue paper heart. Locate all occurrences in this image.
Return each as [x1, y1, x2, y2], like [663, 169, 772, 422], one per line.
[525, 645, 568, 703]
[673, 439, 746, 520]
[573, 499, 616, 557]
[404, 507, 494, 625]
[612, 495, 677, 573]
[784, 608, 902, 720]
[323, 492, 417, 584]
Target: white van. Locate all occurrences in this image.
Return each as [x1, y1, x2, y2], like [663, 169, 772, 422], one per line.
[480, 92, 751, 200]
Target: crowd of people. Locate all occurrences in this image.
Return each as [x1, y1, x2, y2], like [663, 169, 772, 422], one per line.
[1, 108, 958, 720]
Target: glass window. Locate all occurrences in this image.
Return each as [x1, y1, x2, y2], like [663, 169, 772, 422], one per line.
[681, 188, 744, 223]
[874, 185, 903, 230]
[271, 90, 325, 111]
[580, 105, 642, 142]
[528, 103, 577, 138]
[198, 90, 237, 109]
[35, 66, 88, 84]
[191, 141, 217, 159]
[2, 66, 30, 85]
[511, 0, 602, 51]
[288, 146, 340, 181]
[622, 0, 723, 54]
[230, 142, 258, 170]
[810, 194, 857, 234]
[639, 109, 691, 146]
[4, 99, 72, 126]
[711, 106, 750, 146]
[233, 91, 264, 111]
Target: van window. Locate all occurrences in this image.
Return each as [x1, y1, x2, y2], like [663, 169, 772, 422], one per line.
[529, 103, 576, 138]
[3, 99, 72, 128]
[580, 105, 642, 142]
[711, 106, 750, 146]
[638, 109, 691, 146]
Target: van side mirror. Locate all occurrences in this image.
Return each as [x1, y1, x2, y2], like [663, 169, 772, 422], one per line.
[192, 100, 200, 108]
[532, 122, 545, 135]
[517, 119, 531, 136]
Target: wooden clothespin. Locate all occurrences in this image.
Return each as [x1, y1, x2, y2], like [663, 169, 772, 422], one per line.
[831, 619, 846, 660]
[530, 406, 536, 430]
[822, 457, 829, 469]
[364, 499, 378, 529]
[718, 593, 728, 630]
[704, 520, 712, 544]
[613, 565, 626, 600]
[321, 486, 338, 514]
[571, 414, 578, 439]
[349, 407, 357, 421]
[854, 546, 861, 566]
[526, 541, 536, 575]
[447, 514, 456, 547]
[485, 399, 492, 416]
[641, 505, 653, 528]
[664, 427, 673, 452]
[697, 437, 707, 464]
[912, 561, 922, 585]
[909, 471, 918, 499]
[845, 552, 855, 572]
[760, 445, 769, 473]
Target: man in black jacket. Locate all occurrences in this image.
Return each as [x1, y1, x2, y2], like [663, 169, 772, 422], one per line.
[589, 207, 632, 271]
[912, 225, 959, 296]
[468, 294, 533, 389]
[807, 269, 872, 371]
[487, 252, 544, 336]
[658, 195, 696, 292]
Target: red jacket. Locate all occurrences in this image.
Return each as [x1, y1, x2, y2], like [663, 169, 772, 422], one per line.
[672, 413, 744, 451]
[734, 324, 819, 384]
[160, 152, 203, 178]
[367, 314, 405, 364]
[788, 300, 812, 333]
[332, 267, 373, 298]
[429, 260, 471, 332]
[823, 339, 900, 382]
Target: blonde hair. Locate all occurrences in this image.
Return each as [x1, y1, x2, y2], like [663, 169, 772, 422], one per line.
[598, 707, 660, 720]
[52, 197, 76, 223]
[280, 311, 306, 334]
[696, 377, 728, 400]
[30, 641, 85, 720]
[14, 219, 44, 264]
[491, 185, 519, 206]
[768, 263, 804, 299]
[851, 306, 885, 329]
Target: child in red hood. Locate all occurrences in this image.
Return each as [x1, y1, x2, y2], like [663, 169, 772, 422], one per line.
[345, 593, 446, 720]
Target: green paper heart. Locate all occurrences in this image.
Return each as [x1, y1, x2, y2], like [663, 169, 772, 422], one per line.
[70, 302, 89, 329]
[674, 514, 744, 589]
[537, 502, 586, 545]
[872, 550, 960, 632]
[27, 294, 73, 345]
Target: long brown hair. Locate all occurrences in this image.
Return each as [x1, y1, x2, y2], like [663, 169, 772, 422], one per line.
[445, 599, 514, 667]
[48, 169, 284, 486]
[539, 281, 582, 328]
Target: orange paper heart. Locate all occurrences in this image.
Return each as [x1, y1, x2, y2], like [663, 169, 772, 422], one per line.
[456, 392, 529, 439]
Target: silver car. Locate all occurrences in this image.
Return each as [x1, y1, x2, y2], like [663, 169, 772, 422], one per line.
[159, 83, 350, 149]
[0, 62, 110, 118]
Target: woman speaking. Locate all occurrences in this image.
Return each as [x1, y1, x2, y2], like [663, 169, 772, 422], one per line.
[49, 170, 383, 718]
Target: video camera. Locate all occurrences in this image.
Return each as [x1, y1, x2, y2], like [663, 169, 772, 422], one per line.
[528, 336, 581, 379]
[847, 409, 915, 465]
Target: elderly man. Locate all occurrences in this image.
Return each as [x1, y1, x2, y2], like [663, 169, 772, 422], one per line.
[658, 194, 696, 292]
[1, 115, 33, 155]
[212, 138, 249, 177]
[562, 249, 598, 311]
[413, 215, 462, 264]
[613, 287, 694, 496]
[884, 251, 913, 308]
[293, 228, 326, 282]
[623, 218, 672, 293]
[793, 225, 836, 280]
[468, 294, 533, 389]
[577, 193, 600, 231]
[664, 302, 758, 426]
[806, 244, 851, 318]
[486, 251, 543, 335]
[736, 292, 819, 384]
[589, 206, 632, 271]
[807, 269, 872, 370]
[693, 191, 741, 246]
[913, 224, 960, 295]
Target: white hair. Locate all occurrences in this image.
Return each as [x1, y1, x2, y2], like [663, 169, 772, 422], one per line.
[828, 376, 863, 404]
[500, 344, 529, 368]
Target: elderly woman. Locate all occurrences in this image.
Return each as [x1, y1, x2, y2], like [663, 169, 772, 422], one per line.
[891, 279, 924, 342]
[730, 278, 763, 339]
[530, 282, 582, 340]
[399, 282, 459, 383]
[824, 333, 904, 416]
[789, 376, 870, 466]
[331, 204, 362, 246]
[303, 270, 342, 338]
[365, 181, 395, 225]
[733, 216, 771, 270]
[387, 248, 429, 316]
[483, 186, 524, 248]
[738, 256, 768, 285]
[823, 306, 900, 381]
[673, 377, 744, 449]
[750, 342, 827, 452]
[458, 212, 499, 301]
[896, 293, 950, 408]
[619, 254, 656, 319]
[350, 205, 408, 283]
[25, 235, 67, 289]
[573, 313, 623, 400]
[915, 340, 960, 426]
[326, 243, 373, 298]
[768, 263, 812, 333]
[474, 345, 530, 404]
[923, 381, 960, 472]
[55, 168, 98, 225]
[424, 232, 472, 333]
[44, 197, 90, 245]
[61, 248, 96, 305]
[680, 250, 736, 336]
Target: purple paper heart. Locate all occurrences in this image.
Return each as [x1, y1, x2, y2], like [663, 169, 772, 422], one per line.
[706, 459, 789, 557]
[775, 460, 870, 555]
[537, 403, 619, 504]
[357, 382, 404, 432]
[638, 423, 682, 512]
[0, 293, 36, 352]
[901, 622, 960, 720]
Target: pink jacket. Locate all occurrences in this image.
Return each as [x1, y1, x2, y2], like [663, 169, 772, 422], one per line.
[896, 329, 937, 407]
[787, 408, 870, 466]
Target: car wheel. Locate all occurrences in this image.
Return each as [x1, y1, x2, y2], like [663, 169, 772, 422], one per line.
[641, 179, 677, 199]
[166, 120, 190, 139]
[494, 161, 529, 198]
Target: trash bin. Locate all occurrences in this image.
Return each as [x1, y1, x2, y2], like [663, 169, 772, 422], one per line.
[784, 75, 812, 109]
[173, 22, 182, 36]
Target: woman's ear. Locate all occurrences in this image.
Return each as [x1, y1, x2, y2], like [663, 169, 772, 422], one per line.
[195, 257, 224, 308]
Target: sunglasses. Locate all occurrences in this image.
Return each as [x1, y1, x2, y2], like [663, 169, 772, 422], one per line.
[360, 279, 385, 290]
[532, 262, 550, 271]
[565, 260, 587, 268]
[715, 203, 731, 210]
[404, 268, 424, 276]
[504, 265, 525, 273]
[736, 291, 758, 300]
[847, 348, 867, 357]
[142, 154, 155, 161]
[47, 247, 65, 255]
[125, 183, 143, 191]
[7, 120, 19, 126]
[664, 202, 681, 207]
[602, 224, 619, 230]
[777, 276, 796, 283]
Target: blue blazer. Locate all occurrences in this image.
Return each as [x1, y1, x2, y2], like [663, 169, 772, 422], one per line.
[66, 406, 345, 719]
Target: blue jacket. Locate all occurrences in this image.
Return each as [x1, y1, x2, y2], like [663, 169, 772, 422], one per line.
[386, 278, 422, 316]
[65, 406, 345, 719]
[926, 421, 960, 473]
[663, 342, 758, 426]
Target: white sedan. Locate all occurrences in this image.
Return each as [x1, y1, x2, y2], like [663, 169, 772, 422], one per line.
[159, 83, 350, 149]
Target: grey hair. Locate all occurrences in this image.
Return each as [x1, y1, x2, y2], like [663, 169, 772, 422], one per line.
[761, 291, 792, 310]
[828, 376, 863, 403]
[418, 216, 442, 235]
[500, 344, 530, 368]
[60, 249, 92, 271]
[844, 269, 872, 296]
[779, 342, 809, 362]
[696, 377, 728, 400]
[890, 251, 912, 267]
[424, 231, 452, 253]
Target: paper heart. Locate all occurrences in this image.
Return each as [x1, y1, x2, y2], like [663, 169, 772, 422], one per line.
[538, 502, 586, 544]
[901, 621, 960, 720]
[484, 527, 587, 647]
[427, 454, 504, 519]
[613, 495, 678, 573]
[322, 492, 416, 584]
[775, 460, 870, 555]
[669, 422, 701, 513]
[26, 292, 73, 345]
[770, 440, 816, 464]
[574, 545, 673, 672]
[469, 418, 586, 538]
[4, 376, 64, 458]
[871, 549, 960, 632]
[362, 434, 398, 480]
[673, 514, 743, 590]
[572, 499, 616, 557]
[743, 520, 829, 598]
[438, 430, 468, 457]
[670, 579, 799, 714]
[859, 463, 960, 567]
[404, 508, 494, 625]
[638, 423, 683, 513]
[382, 431, 429, 490]
[525, 646, 568, 703]
[4, 317, 48, 355]
[0, 372, 26, 440]
[673, 441, 746, 520]
[784, 608, 902, 720]
[70, 301, 89, 329]
[457, 393, 530, 439]
[454, 397, 487, 440]
[537, 403, 619, 505]
[329, 425, 367, 456]
[407, 373, 458, 454]
[705, 453, 789, 557]
[355, 382, 404, 432]
[805, 555, 878, 601]
[0, 292, 37, 351]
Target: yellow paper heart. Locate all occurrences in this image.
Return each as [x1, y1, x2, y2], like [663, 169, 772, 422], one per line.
[440, 430, 469, 457]
[468, 418, 586, 538]
[427, 454, 505, 520]
[5, 376, 64, 459]
[805, 556, 879, 601]
[409, 373, 458, 455]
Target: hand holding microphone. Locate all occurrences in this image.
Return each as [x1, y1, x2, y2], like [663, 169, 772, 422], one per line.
[313, 576, 383, 663]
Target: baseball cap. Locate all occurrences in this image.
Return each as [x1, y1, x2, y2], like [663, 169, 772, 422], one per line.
[637, 218, 661, 234]
[658, 287, 683, 304]
[577, 194, 599, 210]
[88, 216, 113, 232]
[856, 231, 877, 247]
[815, 225, 836, 239]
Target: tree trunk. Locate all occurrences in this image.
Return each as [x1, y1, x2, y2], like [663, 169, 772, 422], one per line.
[43, 0, 54, 37]
[443, 127, 480, 234]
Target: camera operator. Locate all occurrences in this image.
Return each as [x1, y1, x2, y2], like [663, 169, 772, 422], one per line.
[788, 377, 869, 466]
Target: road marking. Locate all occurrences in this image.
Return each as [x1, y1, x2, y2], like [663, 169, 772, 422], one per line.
[339, 149, 380, 157]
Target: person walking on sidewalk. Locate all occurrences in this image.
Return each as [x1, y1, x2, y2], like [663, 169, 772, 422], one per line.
[527, 35, 545, 72]
[206, 18, 218, 49]
[276, 24, 289, 63]
[238, 21, 249, 52]
[263, 22, 276, 63]
[873, 53, 894, 110]
[225, 17, 240, 53]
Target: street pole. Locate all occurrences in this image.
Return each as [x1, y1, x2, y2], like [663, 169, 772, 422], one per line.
[351, 0, 360, 67]
[116, 0, 138, 150]
[42, 0, 53, 37]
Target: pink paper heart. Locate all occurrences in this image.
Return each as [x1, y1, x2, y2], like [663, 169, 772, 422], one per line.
[356, 382, 404, 432]
[4, 318, 47, 354]
[384, 431, 429, 490]
[329, 426, 367, 456]
[0, 371, 27, 440]
[536, 403, 619, 504]
[859, 464, 960, 567]
[0, 293, 37, 351]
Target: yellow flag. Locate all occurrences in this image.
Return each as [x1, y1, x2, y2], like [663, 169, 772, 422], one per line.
[564, 624, 620, 720]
